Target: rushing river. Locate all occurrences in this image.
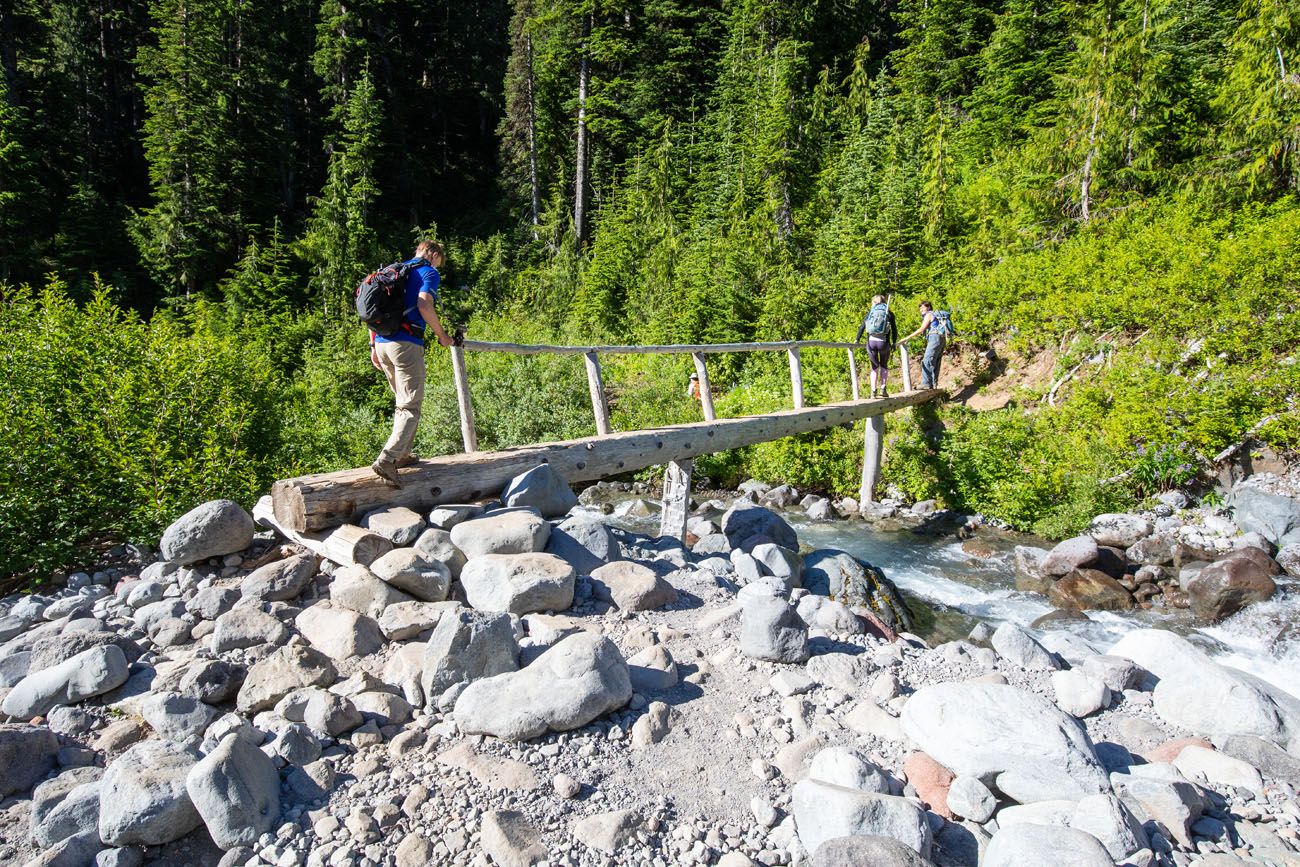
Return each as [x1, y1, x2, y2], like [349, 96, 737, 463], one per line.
[591, 504, 1300, 699]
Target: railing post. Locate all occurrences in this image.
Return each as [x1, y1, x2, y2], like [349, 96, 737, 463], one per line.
[788, 347, 804, 409]
[450, 344, 479, 452]
[860, 414, 885, 508]
[584, 351, 612, 436]
[900, 346, 913, 393]
[659, 459, 693, 541]
[691, 352, 716, 421]
[847, 348, 860, 400]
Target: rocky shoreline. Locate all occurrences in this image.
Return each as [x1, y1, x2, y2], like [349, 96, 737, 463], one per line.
[1, 465, 1298, 867]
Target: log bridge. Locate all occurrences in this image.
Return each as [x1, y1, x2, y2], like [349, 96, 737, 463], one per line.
[268, 337, 942, 563]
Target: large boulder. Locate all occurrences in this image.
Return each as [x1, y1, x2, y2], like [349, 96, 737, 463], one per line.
[1040, 537, 1100, 577]
[0, 725, 59, 796]
[501, 464, 578, 518]
[98, 740, 202, 846]
[720, 503, 798, 550]
[544, 516, 622, 575]
[141, 692, 219, 747]
[1108, 629, 1299, 743]
[752, 543, 803, 589]
[900, 682, 1109, 803]
[30, 776, 102, 849]
[236, 645, 337, 714]
[739, 595, 810, 664]
[454, 633, 632, 741]
[1048, 569, 1134, 612]
[792, 780, 932, 857]
[450, 510, 551, 558]
[369, 548, 451, 602]
[459, 553, 575, 614]
[802, 550, 913, 632]
[422, 610, 519, 706]
[2, 644, 129, 719]
[185, 734, 280, 850]
[159, 500, 254, 565]
[295, 603, 384, 660]
[590, 561, 677, 611]
[211, 608, 289, 653]
[1185, 549, 1278, 622]
[983, 823, 1113, 867]
[329, 565, 415, 619]
[1088, 513, 1152, 549]
[1126, 532, 1180, 566]
[413, 527, 467, 579]
[809, 836, 932, 867]
[239, 554, 317, 602]
[1230, 483, 1300, 547]
[990, 623, 1059, 670]
[360, 505, 426, 546]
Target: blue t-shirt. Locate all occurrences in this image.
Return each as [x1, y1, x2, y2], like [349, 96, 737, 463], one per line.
[375, 259, 440, 346]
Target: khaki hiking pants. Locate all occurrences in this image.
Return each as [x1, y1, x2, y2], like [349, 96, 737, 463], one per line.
[375, 340, 426, 464]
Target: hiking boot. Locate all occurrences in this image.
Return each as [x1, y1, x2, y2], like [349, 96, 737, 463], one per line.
[881, 386, 889, 398]
[371, 458, 402, 488]
[395, 453, 419, 468]
[870, 389, 878, 399]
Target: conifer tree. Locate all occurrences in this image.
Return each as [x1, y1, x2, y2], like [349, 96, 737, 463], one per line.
[0, 76, 34, 283]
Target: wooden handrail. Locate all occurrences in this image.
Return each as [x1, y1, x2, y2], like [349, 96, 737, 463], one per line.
[460, 338, 867, 356]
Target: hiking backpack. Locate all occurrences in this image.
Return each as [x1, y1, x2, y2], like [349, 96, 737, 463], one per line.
[932, 309, 956, 337]
[864, 302, 890, 336]
[356, 260, 422, 338]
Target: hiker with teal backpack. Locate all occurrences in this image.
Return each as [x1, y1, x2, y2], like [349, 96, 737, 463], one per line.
[855, 294, 898, 398]
[900, 300, 955, 389]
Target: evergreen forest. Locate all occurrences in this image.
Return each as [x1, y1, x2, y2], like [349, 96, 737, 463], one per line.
[2, 0, 1298, 584]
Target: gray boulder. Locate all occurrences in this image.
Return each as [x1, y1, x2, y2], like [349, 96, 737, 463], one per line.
[141, 692, 219, 747]
[369, 548, 451, 602]
[422, 609, 519, 705]
[1070, 793, 1148, 861]
[991, 623, 1060, 671]
[808, 746, 891, 794]
[185, 734, 280, 850]
[454, 633, 631, 741]
[792, 779, 932, 857]
[329, 565, 415, 619]
[186, 586, 239, 620]
[801, 550, 913, 632]
[29, 630, 141, 670]
[211, 608, 288, 653]
[32, 779, 102, 848]
[451, 509, 551, 558]
[544, 516, 621, 574]
[178, 659, 243, 705]
[752, 543, 803, 589]
[27, 831, 103, 867]
[1040, 536, 1101, 577]
[236, 645, 337, 714]
[427, 503, 484, 530]
[983, 823, 1113, 867]
[295, 603, 384, 660]
[502, 464, 578, 518]
[0, 727, 59, 795]
[809, 835, 932, 867]
[413, 528, 467, 579]
[459, 553, 575, 614]
[159, 500, 254, 565]
[378, 600, 459, 641]
[0, 650, 31, 688]
[739, 595, 809, 663]
[2, 644, 129, 719]
[1277, 543, 1300, 578]
[359, 505, 426, 546]
[900, 682, 1109, 804]
[721, 503, 798, 550]
[240, 554, 317, 602]
[1088, 513, 1153, 549]
[1185, 549, 1278, 622]
[1230, 483, 1300, 546]
[590, 561, 677, 611]
[947, 775, 997, 823]
[98, 740, 202, 846]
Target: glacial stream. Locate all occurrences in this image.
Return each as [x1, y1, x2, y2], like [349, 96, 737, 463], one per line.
[595, 505, 1300, 699]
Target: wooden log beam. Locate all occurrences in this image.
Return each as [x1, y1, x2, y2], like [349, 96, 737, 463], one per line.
[252, 496, 393, 567]
[272, 390, 943, 533]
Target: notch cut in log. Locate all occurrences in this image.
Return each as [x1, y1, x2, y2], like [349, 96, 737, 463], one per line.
[272, 389, 943, 533]
[252, 496, 392, 567]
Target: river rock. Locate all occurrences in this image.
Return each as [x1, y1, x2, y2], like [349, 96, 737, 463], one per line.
[721, 503, 798, 550]
[947, 775, 997, 823]
[412, 527, 467, 579]
[295, 603, 384, 660]
[544, 516, 621, 575]
[454, 633, 632, 741]
[98, 740, 201, 846]
[360, 505, 426, 546]
[806, 653, 872, 693]
[796, 596, 864, 634]
[1172, 744, 1264, 795]
[902, 750, 955, 818]
[451, 510, 551, 558]
[990, 623, 1059, 670]
[1108, 772, 1203, 848]
[1089, 514, 1153, 549]
[1185, 549, 1278, 622]
[1014, 546, 1051, 593]
[802, 550, 912, 631]
[808, 746, 890, 794]
[740, 595, 809, 663]
[1230, 482, 1300, 546]
[501, 464, 578, 518]
[627, 644, 678, 693]
[3, 644, 129, 719]
[481, 809, 548, 866]
[1108, 629, 1300, 743]
[31, 777, 102, 849]
[185, 733, 280, 850]
[1051, 670, 1111, 718]
[369, 548, 451, 602]
[422, 609, 519, 706]
[178, 659, 243, 705]
[1214, 733, 1300, 783]
[901, 682, 1109, 803]
[1277, 544, 1300, 578]
[984, 823, 1113, 867]
[752, 543, 803, 588]
[1050, 568, 1134, 611]
[590, 561, 677, 611]
[572, 809, 645, 854]
[1068, 793, 1148, 861]
[1080, 654, 1143, 693]
[1126, 532, 1179, 566]
[809, 835, 932, 867]
[792, 779, 931, 857]
[236, 645, 337, 713]
[141, 692, 219, 746]
[211, 608, 288, 653]
[160, 500, 254, 565]
[187, 586, 239, 620]
[1041, 536, 1101, 577]
[378, 600, 458, 641]
[329, 565, 415, 619]
[0, 725, 58, 796]
[30, 630, 142, 670]
[460, 553, 575, 614]
[240, 554, 317, 602]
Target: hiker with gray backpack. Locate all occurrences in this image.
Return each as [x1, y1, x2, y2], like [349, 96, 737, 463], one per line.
[356, 239, 455, 487]
[900, 299, 956, 389]
[855, 294, 899, 398]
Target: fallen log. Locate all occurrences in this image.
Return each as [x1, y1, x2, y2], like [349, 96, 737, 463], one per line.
[252, 496, 393, 566]
[272, 390, 944, 533]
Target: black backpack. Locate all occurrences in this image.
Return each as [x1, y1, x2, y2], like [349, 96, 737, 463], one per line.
[356, 260, 421, 338]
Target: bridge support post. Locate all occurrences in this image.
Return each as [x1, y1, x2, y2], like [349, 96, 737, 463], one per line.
[584, 351, 612, 435]
[899, 346, 913, 393]
[788, 348, 804, 409]
[450, 344, 479, 452]
[691, 352, 716, 421]
[860, 414, 884, 508]
[659, 459, 693, 541]
[847, 348, 860, 400]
